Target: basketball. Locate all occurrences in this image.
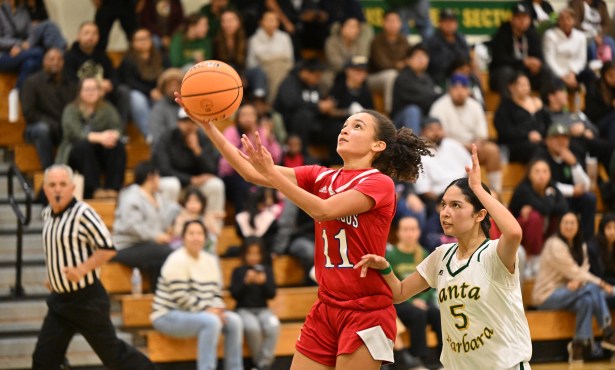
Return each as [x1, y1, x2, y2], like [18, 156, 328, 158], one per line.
[180, 60, 243, 121]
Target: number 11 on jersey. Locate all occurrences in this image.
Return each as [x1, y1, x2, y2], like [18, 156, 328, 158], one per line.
[322, 228, 354, 268]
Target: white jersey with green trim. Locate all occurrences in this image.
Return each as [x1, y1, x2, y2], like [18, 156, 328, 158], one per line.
[416, 239, 532, 370]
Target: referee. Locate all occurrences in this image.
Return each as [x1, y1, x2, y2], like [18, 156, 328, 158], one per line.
[32, 164, 157, 370]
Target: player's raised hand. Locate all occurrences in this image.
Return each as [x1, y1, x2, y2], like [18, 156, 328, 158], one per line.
[354, 254, 390, 278]
[465, 143, 482, 191]
[239, 131, 275, 175]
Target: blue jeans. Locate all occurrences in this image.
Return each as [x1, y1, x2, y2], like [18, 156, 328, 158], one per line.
[539, 283, 611, 341]
[237, 308, 280, 368]
[129, 89, 151, 137]
[152, 309, 244, 370]
[0, 47, 44, 88]
[397, 0, 433, 40]
[24, 121, 55, 169]
[393, 104, 422, 134]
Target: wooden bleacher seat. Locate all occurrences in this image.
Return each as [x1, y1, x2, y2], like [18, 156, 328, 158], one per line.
[101, 255, 305, 294]
[217, 225, 242, 256]
[146, 322, 303, 362]
[0, 119, 24, 147]
[87, 198, 116, 229]
[120, 286, 318, 328]
[32, 169, 135, 194]
[484, 90, 501, 113]
[502, 163, 526, 189]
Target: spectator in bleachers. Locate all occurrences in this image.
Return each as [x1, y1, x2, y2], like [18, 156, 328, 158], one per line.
[169, 12, 212, 70]
[584, 61, 615, 145]
[569, 0, 615, 62]
[0, 0, 65, 121]
[171, 186, 223, 253]
[588, 212, 615, 308]
[488, 3, 554, 96]
[538, 122, 597, 240]
[387, 216, 441, 369]
[149, 67, 182, 147]
[387, 0, 433, 40]
[247, 10, 294, 104]
[56, 77, 126, 199]
[235, 187, 281, 259]
[281, 134, 316, 168]
[273, 58, 329, 151]
[494, 72, 549, 163]
[429, 73, 503, 193]
[155, 108, 225, 224]
[93, 0, 138, 53]
[230, 237, 280, 370]
[63, 21, 131, 126]
[214, 9, 268, 100]
[543, 8, 596, 92]
[321, 55, 374, 165]
[544, 80, 612, 169]
[508, 157, 568, 278]
[253, 97, 287, 144]
[137, 0, 184, 52]
[391, 44, 441, 134]
[119, 28, 166, 141]
[322, 16, 372, 91]
[414, 117, 471, 220]
[267, 0, 328, 55]
[219, 103, 282, 211]
[532, 212, 615, 364]
[447, 57, 485, 107]
[151, 219, 244, 370]
[112, 160, 177, 291]
[199, 0, 231, 41]
[367, 10, 410, 116]
[394, 181, 426, 230]
[20, 48, 77, 169]
[24, 0, 49, 22]
[425, 8, 471, 87]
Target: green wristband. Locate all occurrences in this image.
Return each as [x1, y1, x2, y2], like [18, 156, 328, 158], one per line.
[380, 265, 392, 275]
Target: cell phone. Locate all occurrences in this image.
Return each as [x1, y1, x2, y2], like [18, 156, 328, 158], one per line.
[252, 264, 265, 272]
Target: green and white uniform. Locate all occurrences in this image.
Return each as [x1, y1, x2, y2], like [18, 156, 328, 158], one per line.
[416, 239, 532, 370]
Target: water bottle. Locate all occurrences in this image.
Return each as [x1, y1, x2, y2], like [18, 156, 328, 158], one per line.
[131, 268, 142, 297]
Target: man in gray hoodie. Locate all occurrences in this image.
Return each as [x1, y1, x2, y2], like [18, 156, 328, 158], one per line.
[112, 161, 179, 290]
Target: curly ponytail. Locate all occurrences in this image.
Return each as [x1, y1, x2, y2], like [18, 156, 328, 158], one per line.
[366, 110, 433, 182]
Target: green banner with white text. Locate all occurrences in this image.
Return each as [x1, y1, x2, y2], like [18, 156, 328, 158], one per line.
[360, 0, 517, 35]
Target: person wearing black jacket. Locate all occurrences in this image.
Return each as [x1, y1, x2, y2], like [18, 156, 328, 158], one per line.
[488, 3, 554, 95]
[230, 237, 280, 370]
[584, 61, 615, 146]
[63, 21, 130, 126]
[391, 43, 441, 134]
[154, 108, 225, 218]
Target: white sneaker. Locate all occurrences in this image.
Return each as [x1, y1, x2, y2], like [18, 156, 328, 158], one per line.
[8, 88, 19, 123]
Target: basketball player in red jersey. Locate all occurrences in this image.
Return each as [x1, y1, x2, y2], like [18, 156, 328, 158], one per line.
[175, 93, 431, 369]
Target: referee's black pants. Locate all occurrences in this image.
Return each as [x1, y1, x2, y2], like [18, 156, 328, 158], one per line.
[32, 280, 157, 370]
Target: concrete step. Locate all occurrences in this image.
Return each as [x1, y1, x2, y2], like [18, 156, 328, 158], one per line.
[0, 234, 45, 264]
[0, 332, 134, 369]
[0, 203, 43, 227]
[0, 265, 48, 296]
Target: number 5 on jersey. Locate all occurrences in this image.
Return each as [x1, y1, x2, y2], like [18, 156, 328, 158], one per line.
[322, 229, 353, 268]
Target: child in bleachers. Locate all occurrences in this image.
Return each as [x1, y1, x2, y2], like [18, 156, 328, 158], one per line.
[230, 237, 280, 370]
[235, 186, 282, 256]
[172, 186, 223, 253]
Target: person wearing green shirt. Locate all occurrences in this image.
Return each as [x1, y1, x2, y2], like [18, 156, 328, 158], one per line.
[169, 13, 213, 70]
[386, 216, 442, 368]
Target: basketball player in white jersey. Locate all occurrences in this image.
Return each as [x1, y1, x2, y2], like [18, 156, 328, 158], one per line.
[356, 145, 532, 370]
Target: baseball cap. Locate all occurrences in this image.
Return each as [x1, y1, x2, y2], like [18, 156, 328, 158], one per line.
[546, 122, 570, 137]
[345, 55, 369, 70]
[299, 58, 326, 72]
[449, 73, 470, 87]
[439, 8, 457, 21]
[512, 3, 530, 15]
[421, 116, 442, 129]
[177, 107, 190, 120]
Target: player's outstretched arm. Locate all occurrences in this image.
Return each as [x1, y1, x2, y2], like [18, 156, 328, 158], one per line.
[174, 92, 297, 188]
[241, 131, 377, 221]
[354, 254, 430, 304]
[466, 144, 522, 273]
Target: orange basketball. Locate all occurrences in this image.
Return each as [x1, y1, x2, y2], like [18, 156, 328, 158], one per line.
[180, 60, 243, 121]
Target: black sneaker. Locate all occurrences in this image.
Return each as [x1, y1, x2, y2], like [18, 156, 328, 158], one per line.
[568, 341, 585, 364]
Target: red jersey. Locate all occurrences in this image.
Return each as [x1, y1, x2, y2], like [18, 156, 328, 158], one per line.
[294, 165, 396, 310]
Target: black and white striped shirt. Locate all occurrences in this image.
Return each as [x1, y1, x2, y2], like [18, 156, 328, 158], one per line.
[42, 199, 115, 293]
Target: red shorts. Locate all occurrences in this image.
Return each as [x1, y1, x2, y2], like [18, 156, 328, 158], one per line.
[295, 299, 397, 367]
